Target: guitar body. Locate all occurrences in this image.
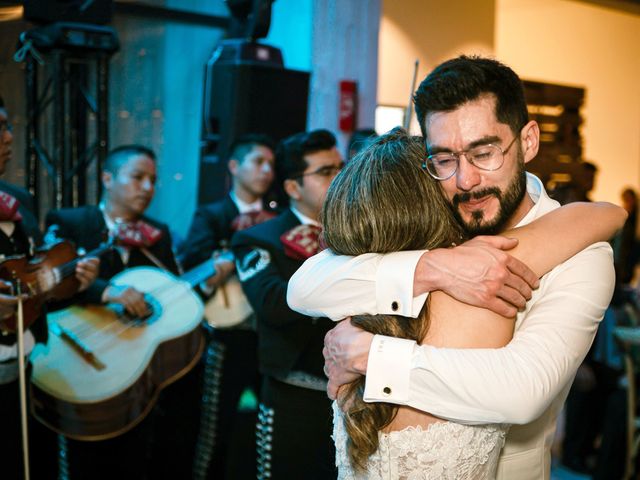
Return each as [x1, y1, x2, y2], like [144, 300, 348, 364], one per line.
[204, 275, 254, 328]
[30, 267, 205, 441]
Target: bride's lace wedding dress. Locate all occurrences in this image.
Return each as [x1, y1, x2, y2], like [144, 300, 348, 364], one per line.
[332, 403, 508, 480]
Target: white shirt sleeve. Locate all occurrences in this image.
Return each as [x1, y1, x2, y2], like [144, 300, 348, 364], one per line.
[287, 249, 428, 321]
[363, 243, 615, 425]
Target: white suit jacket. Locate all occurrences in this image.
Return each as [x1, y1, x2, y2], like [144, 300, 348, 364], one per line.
[287, 174, 615, 480]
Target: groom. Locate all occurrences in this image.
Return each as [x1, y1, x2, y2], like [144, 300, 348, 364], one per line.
[287, 56, 615, 479]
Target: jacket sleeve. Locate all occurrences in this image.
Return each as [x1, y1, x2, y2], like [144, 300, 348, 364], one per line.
[232, 233, 310, 328]
[45, 209, 109, 305]
[362, 243, 615, 425]
[179, 206, 219, 271]
[159, 225, 180, 276]
[287, 249, 428, 320]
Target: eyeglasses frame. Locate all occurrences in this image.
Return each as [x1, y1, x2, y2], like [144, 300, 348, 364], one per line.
[290, 161, 345, 180]
[422, 134, 520, 181]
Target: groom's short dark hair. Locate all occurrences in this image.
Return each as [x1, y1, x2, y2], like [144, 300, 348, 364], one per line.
[414, 55, 529, 139]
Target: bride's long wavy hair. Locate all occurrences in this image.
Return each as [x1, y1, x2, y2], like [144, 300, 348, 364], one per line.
[321, 127, 466, 471]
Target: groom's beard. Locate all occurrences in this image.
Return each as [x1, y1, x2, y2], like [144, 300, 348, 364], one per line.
[451, 160, 527, 237]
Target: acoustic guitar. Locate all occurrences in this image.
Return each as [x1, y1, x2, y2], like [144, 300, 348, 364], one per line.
[29, 262, 214, 441]
[204, 274, 253, 329]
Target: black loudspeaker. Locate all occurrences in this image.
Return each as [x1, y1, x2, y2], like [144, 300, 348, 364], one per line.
[23, 0, 113, 25]
[198, 61, 310, 205]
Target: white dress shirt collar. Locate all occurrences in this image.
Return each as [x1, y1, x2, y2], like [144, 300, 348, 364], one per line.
[515, 172, 560, 228]
[230, 191, 263, 214]
[99, 202, 131, 264]
[289, 206, 320, 227]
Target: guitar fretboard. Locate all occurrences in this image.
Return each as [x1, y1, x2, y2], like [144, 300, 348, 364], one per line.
[181, 261, 217, 287]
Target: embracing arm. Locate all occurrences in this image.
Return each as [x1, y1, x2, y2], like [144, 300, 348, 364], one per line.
[365, 244, 615, 423]
[504, 201, 626, 276]
[288, 237, 537, 320]
[364, 202, 624, 423]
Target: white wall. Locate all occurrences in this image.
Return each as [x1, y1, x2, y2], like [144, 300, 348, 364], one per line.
[308, 0, 381, 153]
[378, 0, 495, 109]
[496, 0, 640, 204]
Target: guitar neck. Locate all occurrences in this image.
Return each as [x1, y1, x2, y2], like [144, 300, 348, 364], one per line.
[181, 261, 217, 287]
[57, 244, 113, 280]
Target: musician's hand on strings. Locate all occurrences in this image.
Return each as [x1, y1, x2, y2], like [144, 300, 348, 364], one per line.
[75, 257, 100, 292]
[206, 255, 235, 289]
[0, 280, 22, 320]
[103, 284, 150, 318]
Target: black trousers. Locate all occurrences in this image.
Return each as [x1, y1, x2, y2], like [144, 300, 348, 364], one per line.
[0, 367, 58, 480]
[206, 328, 261, 480]
[64, 409, 157, 480]
[563, 361, 622, 469]
[592, 387, 627, 480]
[258, 376, 336, 480]
[63, 357, 204, 479]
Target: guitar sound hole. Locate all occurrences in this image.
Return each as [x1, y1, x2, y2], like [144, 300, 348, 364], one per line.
[116, 295, 163, 326]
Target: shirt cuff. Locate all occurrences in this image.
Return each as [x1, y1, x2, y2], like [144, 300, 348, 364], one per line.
[376, 250, 428, 317]
[363, 334, 416, 404]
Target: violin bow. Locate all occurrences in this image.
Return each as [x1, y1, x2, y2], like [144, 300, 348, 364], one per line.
[16, 281, 31, 480]
[403, 59, 420, 131]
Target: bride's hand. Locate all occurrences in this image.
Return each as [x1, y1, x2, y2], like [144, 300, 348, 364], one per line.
[323, 318, 373, 399]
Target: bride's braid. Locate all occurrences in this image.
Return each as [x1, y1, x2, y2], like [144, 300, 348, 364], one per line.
[321, 127, 465, 470]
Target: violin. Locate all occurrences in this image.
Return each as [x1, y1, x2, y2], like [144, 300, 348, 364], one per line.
[0, 240, 112, 333]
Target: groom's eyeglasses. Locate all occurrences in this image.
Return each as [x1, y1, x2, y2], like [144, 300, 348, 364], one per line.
[422, 136, 519, 181]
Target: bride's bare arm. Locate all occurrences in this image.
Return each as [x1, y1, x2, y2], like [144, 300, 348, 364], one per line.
[504, 202, 626, 277]
[424, 202, 626, 350]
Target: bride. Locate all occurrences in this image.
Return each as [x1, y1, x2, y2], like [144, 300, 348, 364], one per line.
[320, 128, 625, 479]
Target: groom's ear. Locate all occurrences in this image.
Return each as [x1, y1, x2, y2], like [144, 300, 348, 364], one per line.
[520, 121, 540, 164]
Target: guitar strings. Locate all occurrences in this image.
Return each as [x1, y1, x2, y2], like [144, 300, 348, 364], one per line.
[55, 279, 199, 354]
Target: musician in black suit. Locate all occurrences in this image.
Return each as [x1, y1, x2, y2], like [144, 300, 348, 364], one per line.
[231, 129, 343, 479]
[0, 95, 98, 480]
[179, 134, 276, 479]
[45, 145, 196, 479]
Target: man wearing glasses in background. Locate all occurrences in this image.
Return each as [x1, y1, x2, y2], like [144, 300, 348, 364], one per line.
[231, 129, 343, 479]
[288, 56, 615, 479]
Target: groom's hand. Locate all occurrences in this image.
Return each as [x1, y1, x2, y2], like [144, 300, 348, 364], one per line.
[323, 319, 374, 399]
[414, 236, 539, 318]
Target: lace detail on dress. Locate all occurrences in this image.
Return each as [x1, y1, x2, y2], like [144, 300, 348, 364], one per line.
[332, 402, 508, 480]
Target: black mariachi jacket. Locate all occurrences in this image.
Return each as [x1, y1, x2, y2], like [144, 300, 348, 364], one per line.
[178, 195, 240, 271]
[45, 205, 179, 304]
[231, 209, 332, 379]
[179, 194, 278, 272]
[0, 180, 46, 345]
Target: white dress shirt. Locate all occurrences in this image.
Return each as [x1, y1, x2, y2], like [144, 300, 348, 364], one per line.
[287, 173, 615, 478]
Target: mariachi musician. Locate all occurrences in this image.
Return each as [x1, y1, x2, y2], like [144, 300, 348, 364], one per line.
[45, 145, 197, 479]
[0, 95, 99, 480]
[231, 129, 343, 479]
[178, 133, 277, 479]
